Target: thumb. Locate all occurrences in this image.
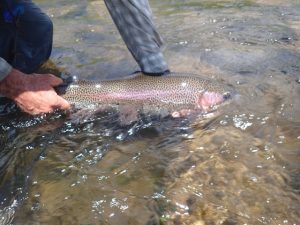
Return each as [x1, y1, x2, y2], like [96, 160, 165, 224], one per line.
[49, 74, 64, 87]
[36, 74, 63, 87]
[54, 96, 71, 110]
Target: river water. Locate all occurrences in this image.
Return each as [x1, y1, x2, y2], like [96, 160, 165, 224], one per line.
[0, 0, 300, 224]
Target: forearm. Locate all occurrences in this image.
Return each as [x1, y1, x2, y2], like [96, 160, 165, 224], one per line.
[0, 68, 70, 115]
[0, 57, 12, 82]
[104, 0, 169, 74]
[0, 68, 29, 99]
[0, 58, 17, 99]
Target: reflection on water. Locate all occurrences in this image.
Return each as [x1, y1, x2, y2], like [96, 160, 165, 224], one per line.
[1, 0, 300, 224]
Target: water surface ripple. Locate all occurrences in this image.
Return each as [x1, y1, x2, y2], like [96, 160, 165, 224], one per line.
[0, 0, 300, 224]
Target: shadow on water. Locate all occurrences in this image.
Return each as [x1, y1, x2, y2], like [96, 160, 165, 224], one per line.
[0, 0, 300, 224]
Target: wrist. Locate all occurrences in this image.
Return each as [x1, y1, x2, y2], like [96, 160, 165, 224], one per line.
[0, 58, 12, 81]
[0, 69, 27, 100]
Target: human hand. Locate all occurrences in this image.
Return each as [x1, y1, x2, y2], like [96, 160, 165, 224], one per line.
[0, 69, 71, 115]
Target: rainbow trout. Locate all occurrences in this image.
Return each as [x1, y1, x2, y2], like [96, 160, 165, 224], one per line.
[57, 73, 232, 121]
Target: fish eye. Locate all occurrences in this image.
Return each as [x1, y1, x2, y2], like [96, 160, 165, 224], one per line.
[223, 92, 231, 100]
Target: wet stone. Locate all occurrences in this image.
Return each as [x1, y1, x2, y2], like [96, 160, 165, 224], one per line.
[222, 217, 238, 225]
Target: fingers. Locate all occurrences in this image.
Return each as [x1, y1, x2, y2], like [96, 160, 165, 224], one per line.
[171, 109, 194, 118]
[15, 90, 71, 115]
[34, 74, 71, 109]
[18, 99, 71, 115]
[47, 74, 64, 87]
[33, 73, 63, 87]
[171, 111, 181, 118]
[54, 96, 71, 111]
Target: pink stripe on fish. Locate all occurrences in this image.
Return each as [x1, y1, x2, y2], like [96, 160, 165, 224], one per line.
[79, 90, 197, 102]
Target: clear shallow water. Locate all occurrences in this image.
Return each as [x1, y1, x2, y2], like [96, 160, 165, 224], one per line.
[0, 0, 300, 224]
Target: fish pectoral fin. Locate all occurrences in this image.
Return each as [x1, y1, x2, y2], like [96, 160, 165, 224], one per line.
[68, 105, 112, 124]
[118, 105, 140, 126]
[68, 108, 97, 124]
[142, 105, 170, 118]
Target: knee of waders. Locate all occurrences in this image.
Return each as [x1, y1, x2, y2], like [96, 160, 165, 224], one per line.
[14, 13, 54, 74]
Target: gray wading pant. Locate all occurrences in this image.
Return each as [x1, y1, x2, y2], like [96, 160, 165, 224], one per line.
[0, 0, 168, 76]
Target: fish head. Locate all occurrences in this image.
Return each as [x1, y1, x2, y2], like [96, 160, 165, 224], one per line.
[197, 90, 233, 113]
[194, 79, 235, 113]
[171, 90, 232, 118]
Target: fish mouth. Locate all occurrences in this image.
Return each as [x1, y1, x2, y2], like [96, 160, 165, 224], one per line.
[197, 91, 232, 112]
